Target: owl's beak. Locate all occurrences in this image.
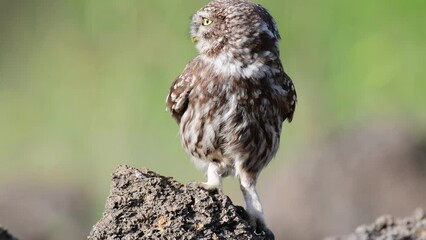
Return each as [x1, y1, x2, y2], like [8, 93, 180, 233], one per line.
[191, 37, 199, 43]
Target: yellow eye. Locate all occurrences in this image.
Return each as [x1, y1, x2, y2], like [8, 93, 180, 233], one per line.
[202, 18, 213, 26]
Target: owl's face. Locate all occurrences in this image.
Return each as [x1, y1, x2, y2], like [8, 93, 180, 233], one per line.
[190, 0, 280, 57]
[190, 6, 226, 54]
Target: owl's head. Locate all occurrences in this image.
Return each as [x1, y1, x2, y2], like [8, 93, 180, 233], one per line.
[190, 0, 280, 59]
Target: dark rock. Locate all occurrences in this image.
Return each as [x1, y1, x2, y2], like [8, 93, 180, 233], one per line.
[88, 165, 270, 240]
[0, 226, 17, 240]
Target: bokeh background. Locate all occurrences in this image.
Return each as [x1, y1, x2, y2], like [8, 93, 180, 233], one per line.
[0, 0, 425, 239]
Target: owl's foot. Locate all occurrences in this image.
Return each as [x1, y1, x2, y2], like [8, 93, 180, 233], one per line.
[238, 170, 274, 239]
[253, 218, 275, 240]
[187, 181, 221, 192]
[188, 163, 223, 191]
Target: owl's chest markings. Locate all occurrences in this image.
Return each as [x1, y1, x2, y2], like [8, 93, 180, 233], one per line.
[200, 51, 278, 80]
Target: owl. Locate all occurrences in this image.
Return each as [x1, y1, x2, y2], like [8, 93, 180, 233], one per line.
[166, 0, 296, 238]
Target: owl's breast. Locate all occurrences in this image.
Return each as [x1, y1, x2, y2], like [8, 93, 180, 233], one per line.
[178, 82, 230, 162]
[179, 76, 283, 169]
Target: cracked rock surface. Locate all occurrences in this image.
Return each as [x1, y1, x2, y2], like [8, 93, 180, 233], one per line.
[88, 165, 270, 240]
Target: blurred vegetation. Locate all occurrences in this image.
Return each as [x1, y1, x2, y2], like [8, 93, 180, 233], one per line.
[0, 0, 425, 237]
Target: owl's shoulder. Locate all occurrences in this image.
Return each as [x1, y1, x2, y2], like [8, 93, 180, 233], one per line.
[274, 70, 297, 122]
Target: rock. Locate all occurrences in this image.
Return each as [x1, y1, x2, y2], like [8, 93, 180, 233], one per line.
[327, 209, 426, 240]
[0, 226, 17, 240]
[87, 165, 270, 240]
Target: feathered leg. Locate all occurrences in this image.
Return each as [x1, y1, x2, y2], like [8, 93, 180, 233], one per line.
[239, 170, 275, 239]
[189, 162, 223, 190]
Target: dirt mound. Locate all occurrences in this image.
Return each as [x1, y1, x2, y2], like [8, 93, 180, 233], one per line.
[88, 165, 270, 240]
[328, 209, 426, 240]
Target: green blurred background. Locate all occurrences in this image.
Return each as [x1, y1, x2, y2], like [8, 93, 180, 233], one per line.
[0, 0, 425, 239]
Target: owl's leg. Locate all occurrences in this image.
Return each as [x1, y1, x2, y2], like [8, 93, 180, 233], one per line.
[189, 162, 223, 191]
[239, 171, 275, 239]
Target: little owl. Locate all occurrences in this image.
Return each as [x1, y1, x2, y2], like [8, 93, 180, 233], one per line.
[166, 0, 296, 238]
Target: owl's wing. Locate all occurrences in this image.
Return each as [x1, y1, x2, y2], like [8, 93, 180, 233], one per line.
[277, 71, 297, 123]
[166, 63, 195, 123]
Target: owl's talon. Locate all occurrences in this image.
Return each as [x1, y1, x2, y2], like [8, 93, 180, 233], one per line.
[253, 219, 275, 240]
[187, 181, 220, 192]
[254, 228, 274, 240]
[187, 181, 199, 187]
[254, 228, 275, 239]
[254, 229, 264, 236]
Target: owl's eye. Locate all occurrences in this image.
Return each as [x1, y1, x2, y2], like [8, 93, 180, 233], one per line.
[202, 17, 213, 26]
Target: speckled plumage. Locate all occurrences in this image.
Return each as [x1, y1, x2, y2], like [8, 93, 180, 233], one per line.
[166, 0, 296, 238]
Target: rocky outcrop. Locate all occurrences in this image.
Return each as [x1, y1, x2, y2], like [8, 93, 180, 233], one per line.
[88, 165, 270, 240]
